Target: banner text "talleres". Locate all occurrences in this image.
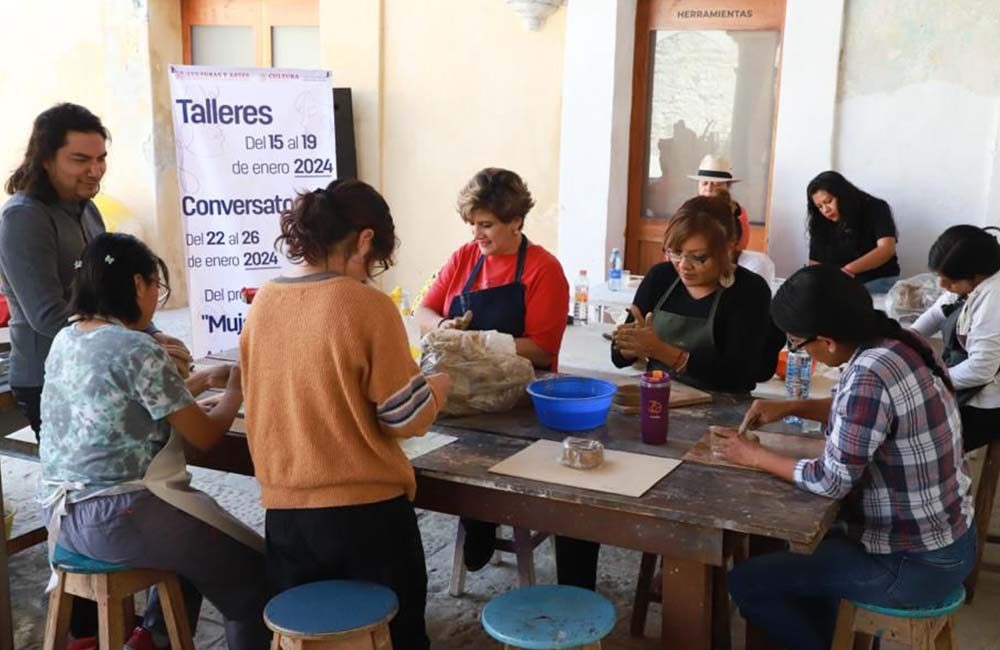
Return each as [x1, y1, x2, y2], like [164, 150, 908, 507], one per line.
[175, 98, 274, 125]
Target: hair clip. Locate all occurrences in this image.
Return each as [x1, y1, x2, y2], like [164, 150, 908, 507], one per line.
[104, 255, 115, 265]
[73, 260, 83, 270]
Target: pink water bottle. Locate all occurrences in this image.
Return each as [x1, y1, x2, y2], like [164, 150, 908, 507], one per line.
[640, 370, 671, 445]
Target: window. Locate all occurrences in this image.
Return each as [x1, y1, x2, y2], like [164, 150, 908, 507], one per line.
[626, 0, 786, 274]
[182, 0, 319, 68]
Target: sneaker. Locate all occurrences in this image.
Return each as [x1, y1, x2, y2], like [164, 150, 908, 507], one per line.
[124, 627, 166, 650]
[66, 637, 97, 650]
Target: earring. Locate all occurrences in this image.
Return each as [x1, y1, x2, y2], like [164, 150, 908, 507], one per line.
[719, 270, 735, 288]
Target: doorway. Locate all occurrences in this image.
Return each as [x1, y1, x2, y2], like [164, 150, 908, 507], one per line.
[625, 0, 786, 274]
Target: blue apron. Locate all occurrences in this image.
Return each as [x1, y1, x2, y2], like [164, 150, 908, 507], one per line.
[450, 236, 532, 548]
[447, 235, 528, 337]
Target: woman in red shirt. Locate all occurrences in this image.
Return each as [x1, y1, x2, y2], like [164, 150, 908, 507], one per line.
[415, 167, 569, 574]
[415, 168, 568, 370]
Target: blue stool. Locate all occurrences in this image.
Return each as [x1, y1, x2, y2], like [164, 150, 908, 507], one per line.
[43, 545, 194, 650]
[264, 580, 398, 649]
[481, 585, 616, 649]
[830, 587, 965, 649]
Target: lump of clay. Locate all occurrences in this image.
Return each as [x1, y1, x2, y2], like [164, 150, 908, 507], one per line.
[559, 437, 605, 470]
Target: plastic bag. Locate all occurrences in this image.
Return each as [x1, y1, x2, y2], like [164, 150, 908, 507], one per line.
[884, 273, 943, 325]
[420, 328, 534, 415]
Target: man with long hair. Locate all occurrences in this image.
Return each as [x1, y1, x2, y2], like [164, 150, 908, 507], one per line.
[1, 103, 111, 438]
[0, 103, 187, 650]
[0, 102, 109, 649]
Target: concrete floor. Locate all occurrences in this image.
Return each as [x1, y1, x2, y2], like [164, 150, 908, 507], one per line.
[4, 310, 1000, 648]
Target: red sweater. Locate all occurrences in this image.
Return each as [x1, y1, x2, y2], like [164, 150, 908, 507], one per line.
[422, 240, 569, 364]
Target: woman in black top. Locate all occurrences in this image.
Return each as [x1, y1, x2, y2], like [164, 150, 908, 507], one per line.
[552, 197, 782, 594]
[807, 171, 900, 294]
[612, 195, 781, 392]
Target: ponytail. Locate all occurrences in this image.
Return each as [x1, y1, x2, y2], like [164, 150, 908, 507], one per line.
[275, 179, 397, 272]
[928, 224, 1000, 280]
[772, 265, 954, 393]
[870, 311, 954, 393]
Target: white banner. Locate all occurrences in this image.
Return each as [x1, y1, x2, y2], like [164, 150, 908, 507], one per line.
[168, 65, 337, 357]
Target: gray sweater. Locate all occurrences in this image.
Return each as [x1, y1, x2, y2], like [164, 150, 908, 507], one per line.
[0, 193, 105, 386]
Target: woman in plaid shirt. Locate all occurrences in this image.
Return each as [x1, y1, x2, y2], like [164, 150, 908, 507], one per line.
[718, 265, 975, 650]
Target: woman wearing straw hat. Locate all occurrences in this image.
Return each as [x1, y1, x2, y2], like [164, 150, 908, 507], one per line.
[689, 154, 751, 250]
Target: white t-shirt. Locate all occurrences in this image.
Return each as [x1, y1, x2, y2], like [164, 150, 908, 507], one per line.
[912, 271, 1000, 409]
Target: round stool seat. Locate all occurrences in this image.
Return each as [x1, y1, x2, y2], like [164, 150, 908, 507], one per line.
[481, 585, 615, 649]
[52, 544, 130, 574]
[264, 580, 398, 638]
[853, 587, 965, 619]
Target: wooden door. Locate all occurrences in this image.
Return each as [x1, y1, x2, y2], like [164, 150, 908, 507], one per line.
[625, 0, 785, 275]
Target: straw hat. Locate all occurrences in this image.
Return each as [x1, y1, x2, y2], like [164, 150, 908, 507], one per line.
[687, 155, 741, 183]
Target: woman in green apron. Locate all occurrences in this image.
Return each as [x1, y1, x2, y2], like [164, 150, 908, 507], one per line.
[547, 197, 782, 593]
[40, 233, 269, 650]
[611, 195, 781, 393]
[912, 225, 1000, 451]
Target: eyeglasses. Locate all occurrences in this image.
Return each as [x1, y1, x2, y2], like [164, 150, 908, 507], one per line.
[368, 259, 390, 279]
[156, 279, 171, 306]
[787, 335, 816, 353]
[664, 250, 712, 267]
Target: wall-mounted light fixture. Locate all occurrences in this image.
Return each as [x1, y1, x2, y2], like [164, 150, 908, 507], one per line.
[505, 0, 564, 31]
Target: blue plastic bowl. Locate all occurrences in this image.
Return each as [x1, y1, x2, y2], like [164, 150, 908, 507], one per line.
[527, 377, 617, 432]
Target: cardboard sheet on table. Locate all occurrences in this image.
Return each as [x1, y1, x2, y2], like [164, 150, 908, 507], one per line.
[560, 367, 712, 409]
[752, 372, 837, 400]
[611, 381, 712, 415]
[5, 425, 35, 442]
[227, 417, 455, 461]
[669, 382, 713, 408]
[489, 439, 681, 498]
[398, 431, 457, 459]
[683, 430, 826, 473]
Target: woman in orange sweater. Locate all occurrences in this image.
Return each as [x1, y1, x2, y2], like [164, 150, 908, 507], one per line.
[240, 180, 451, 649]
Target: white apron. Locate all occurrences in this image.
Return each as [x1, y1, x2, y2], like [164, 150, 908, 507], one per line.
[44, 428, 265, 577]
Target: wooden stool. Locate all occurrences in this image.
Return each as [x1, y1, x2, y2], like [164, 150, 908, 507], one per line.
[43, 545, 194, 650]
[450, 522, 548, 596]
[830, 587, 965, 650]
[966, 438, 1000, 602]
[264, 580, 397, 649]
[481, 585, 615, 649]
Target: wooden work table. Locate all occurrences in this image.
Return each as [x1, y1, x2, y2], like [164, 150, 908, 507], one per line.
[0, 348, 840, 650]
[187, 353, 840, 650]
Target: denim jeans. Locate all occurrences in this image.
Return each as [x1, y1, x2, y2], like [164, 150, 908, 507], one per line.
[729, 526, 976, 650]
[863, 275, 899, 295]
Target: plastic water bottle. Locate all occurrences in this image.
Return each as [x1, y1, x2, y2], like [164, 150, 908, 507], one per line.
[609, 248, 623, 292]
[783, 351, 813, 425]
[573, 269, 589, 325]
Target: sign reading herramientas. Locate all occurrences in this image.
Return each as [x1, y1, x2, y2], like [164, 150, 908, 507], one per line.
[677, 9, 753, 19]
[168, 64, 337, 357]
